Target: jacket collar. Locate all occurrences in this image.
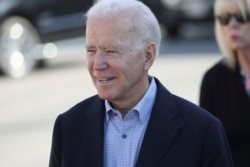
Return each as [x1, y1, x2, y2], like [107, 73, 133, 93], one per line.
[136, 78, 184, 167]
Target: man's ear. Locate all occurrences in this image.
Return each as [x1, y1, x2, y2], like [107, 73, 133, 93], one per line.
[144, 42, 156, 70]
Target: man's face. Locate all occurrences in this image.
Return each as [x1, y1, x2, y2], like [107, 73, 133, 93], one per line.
[85, 16, 153, 111]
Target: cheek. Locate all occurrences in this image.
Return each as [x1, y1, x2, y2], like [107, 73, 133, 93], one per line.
[86, 58, 94, 72]
[222, 27, 231, 39]
[123, 55, 143, 71]
[243, 27, 250, 43]
[133, 54, 146, 70]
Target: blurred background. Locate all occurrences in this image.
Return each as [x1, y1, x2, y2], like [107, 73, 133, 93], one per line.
[0, 0, 222, 166]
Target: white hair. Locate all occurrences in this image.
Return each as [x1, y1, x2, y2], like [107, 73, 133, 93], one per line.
[214, 0, 250, 69]
[85, 0, 161, 57]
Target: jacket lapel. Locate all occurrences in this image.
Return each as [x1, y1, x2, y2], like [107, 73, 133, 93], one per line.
[80, 96, 105, 167]
[136, 79, 184, 167]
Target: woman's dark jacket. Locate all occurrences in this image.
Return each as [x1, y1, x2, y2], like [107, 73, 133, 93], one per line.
[200, 59, 250, 167]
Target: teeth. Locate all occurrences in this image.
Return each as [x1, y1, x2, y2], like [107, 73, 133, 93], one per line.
[97, 77, 115, 82]
[99, 78, 109, 82]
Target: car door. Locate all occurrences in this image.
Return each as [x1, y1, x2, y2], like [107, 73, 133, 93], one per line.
[35, 0, 94, 41]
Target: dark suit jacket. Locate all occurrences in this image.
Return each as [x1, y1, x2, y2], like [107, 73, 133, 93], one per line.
[49, 78, 233, 167]
[200, 60, 250, 166]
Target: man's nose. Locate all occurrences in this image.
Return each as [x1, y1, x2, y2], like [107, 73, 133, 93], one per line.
[93, 52, 108, 70]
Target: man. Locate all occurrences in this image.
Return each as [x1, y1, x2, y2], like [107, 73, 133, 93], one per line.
[49, 0, 234, 166]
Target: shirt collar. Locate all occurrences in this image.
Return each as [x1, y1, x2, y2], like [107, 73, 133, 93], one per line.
[105, 77, 157, 124]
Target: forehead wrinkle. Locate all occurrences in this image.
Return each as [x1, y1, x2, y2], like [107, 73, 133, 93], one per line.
[86, 34, 130, 53]
[86, 12, 138, 53]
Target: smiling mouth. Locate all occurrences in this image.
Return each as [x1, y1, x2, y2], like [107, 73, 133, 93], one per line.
[98, 77, 115, 83]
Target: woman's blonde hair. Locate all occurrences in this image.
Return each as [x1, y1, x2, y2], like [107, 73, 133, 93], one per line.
[214, 0, 250, 70]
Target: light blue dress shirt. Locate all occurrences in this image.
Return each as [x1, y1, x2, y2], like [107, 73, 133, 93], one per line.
[104, 77, 157, 167]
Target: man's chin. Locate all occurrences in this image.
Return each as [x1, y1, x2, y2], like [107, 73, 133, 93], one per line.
[97, 93, 113, 101]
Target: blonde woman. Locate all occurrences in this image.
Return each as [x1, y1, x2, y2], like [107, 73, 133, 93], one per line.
[200, 0, 250, 166]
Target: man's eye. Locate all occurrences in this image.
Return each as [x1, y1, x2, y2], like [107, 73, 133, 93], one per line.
[87, 49, 96, 53]
[107, 50, 117, 54]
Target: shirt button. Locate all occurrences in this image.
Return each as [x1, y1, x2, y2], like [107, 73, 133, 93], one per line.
[122, 134, 127, 139]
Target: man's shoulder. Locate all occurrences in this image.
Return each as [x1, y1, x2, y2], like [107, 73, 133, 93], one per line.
[58, 95, 104, 120]
[154, 78, 219, 126]
[178, 95, 213, 114]
[173, 94, 220, 126]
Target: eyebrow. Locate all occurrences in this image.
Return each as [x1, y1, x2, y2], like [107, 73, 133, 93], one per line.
[85, 44, 94, 49]
[85, 44, 125, 51]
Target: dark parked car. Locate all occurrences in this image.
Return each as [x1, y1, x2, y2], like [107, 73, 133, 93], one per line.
[0, 0, 214, 78]
[142, 0, 214, 37]
[0, 0, 94, 78]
